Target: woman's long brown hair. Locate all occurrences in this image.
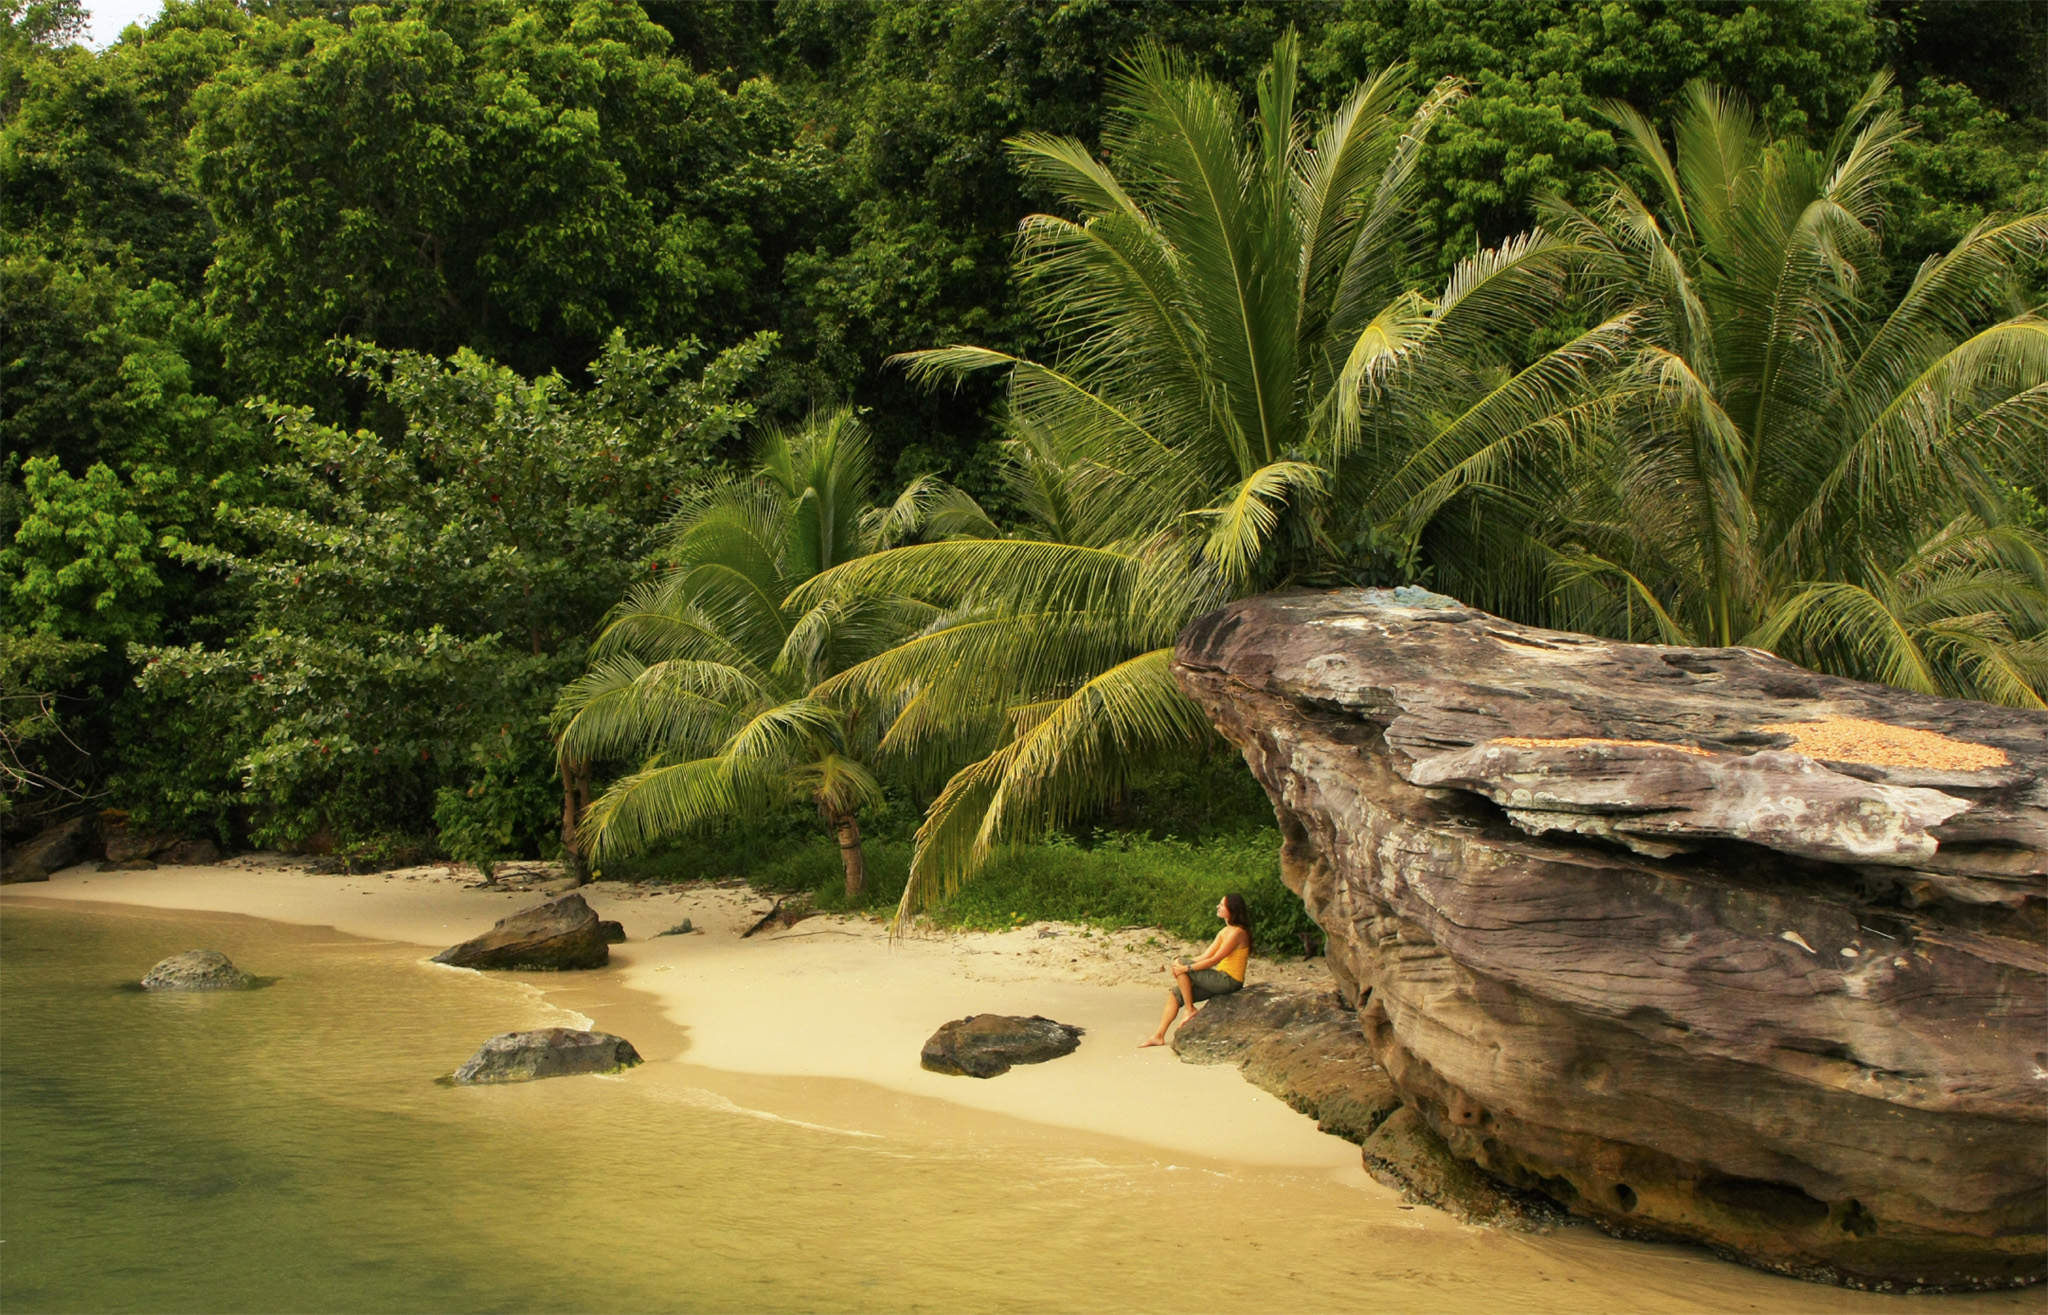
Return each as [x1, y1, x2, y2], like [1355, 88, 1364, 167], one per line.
[1221, 893, 1252, 950]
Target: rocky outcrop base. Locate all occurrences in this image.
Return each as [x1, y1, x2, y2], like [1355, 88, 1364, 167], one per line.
[1171, 986, 1398, 1141]
[141, 950, 254, 991]
[432, 893, 608, 970]
[453, 1028, 642, 1083]
[921, 1014, 1083, 1078]
[1172, 986, 1557, 1227]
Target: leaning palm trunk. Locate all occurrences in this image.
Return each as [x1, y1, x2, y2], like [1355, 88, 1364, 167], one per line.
[802, 37, 1626, 928]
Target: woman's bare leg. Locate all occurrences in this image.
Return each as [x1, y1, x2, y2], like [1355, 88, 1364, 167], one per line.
[1170, 963, 1199, 1026]
[1139, 990, 1180, 1047]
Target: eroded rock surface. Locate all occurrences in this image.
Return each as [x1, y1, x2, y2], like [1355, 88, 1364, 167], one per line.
[920, 1014, 1083, 1078]
[141, 949, 254, 991]
[431, 892, 608, 970]
[452, 1028, 641, 1084]
[1173, 588, 2046, 1291]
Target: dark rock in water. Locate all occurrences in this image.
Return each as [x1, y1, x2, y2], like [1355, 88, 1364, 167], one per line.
[1174, 588, 2048, 1291]
[656, 919, 694, 937]
[431, 892, 608, 970]
[158, 838, 222, 866]
[921, 1014, 1083, 1078]
[141, 949, 254, 991]
[452, 1027, 642, 1084]
[597, 919, 626, 944]
[3, 815, 92, 883]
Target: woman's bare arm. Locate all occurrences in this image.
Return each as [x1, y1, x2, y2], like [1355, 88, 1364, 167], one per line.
[1185, 926, 1248, 971]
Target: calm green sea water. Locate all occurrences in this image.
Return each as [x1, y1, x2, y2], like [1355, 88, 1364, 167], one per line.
[2, 900, 2035, 1315]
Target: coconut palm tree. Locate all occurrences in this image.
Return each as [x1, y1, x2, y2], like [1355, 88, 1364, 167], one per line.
[553, 408, 994, 896]
[1422, 77, 2048, 705]
[796, 36, 1628, 924]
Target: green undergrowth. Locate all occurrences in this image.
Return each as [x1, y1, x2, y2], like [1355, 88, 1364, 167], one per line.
[605, 826, 1320, 955]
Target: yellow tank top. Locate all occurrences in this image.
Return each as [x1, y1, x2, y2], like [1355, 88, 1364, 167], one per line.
[1219, 938, 1249, 982]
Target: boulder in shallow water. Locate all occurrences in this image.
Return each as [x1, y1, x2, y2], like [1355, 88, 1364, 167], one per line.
[452, 1028, 642, 1084]
[2, 815, 91, 883]
[598, 919, 626, 944]
[1174, 588, 2048, 1290]
[431, 892, 608, 970]
[142, 949, 254, 991]
[920, 1014, 1083, 1078]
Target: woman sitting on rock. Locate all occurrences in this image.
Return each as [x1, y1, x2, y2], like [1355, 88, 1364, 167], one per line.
[1140, 894, 1251, 1048]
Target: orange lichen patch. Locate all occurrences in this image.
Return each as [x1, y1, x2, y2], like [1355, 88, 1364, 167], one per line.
[1488, 736, 1712, 756]
[1757, 718, 2009, 771]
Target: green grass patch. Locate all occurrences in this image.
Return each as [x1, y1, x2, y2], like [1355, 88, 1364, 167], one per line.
[606, 825, 1319, 955]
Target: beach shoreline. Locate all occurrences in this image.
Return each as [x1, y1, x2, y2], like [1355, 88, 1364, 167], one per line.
[1, 855, 1363, 1176]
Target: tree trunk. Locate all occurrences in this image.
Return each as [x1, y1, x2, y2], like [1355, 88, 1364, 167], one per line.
[833, 811, 866, 900]
[560, 756, 593, 886]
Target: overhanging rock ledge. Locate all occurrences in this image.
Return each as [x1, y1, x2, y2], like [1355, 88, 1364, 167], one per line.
[1172, 587, 2046, 1291]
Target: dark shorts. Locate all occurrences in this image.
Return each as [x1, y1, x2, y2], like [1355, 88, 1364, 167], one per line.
[1170, 966, 1242, 1006]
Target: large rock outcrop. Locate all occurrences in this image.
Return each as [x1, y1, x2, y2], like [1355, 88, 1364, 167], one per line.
[1173, 588, 2046, 1291]
[431, 892, 608, 970]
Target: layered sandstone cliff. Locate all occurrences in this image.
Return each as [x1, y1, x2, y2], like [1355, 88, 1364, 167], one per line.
[1173, 588, 2046, 1291]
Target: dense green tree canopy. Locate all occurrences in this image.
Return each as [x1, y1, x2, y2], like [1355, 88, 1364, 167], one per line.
[3, 0, 2042, 857]
[132, 331, 768, 849]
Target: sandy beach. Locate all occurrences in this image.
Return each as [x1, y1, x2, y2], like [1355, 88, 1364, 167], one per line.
[1, 856, 1361, 1175]
[16, 857, 2045, 1314]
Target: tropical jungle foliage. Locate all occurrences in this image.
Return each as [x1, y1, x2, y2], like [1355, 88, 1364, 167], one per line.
[5, 1, 2043, 915]
[554, 407, 991, 892]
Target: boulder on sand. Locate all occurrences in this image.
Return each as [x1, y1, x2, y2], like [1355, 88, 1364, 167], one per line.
[158, 837, 222, 866]
[142, 949, 254, 991]
[1173, 587, 2048, 1290]
[431, 892, 608, 970]
[597, 919, 626, 944]
[452, 1028, 642, 1084]
[920, 1014, 1083, 1078]
[101, 816, 175, 865]
[2, 815, 92, 883]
